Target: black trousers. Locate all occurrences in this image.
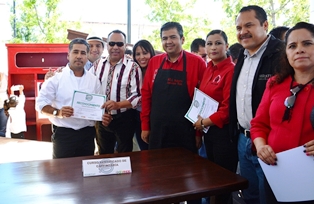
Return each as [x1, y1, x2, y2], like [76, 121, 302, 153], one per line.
[95, 109, 136, 154]
[204, 124, 238, 204]
[52, 125, 95, 159]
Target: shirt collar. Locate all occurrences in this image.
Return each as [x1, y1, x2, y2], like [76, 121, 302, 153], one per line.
[244, 35, 271, 57]
[208, 56, 233, 70]
[104, 55, 126, 66]
[166, 50, 183, 63]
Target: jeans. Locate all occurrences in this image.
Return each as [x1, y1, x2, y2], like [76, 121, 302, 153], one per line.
[238, 133, 266, 204]
[0, 108, 8, 137]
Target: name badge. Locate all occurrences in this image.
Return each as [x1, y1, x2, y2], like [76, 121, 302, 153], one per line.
[82, 156, 132, 177]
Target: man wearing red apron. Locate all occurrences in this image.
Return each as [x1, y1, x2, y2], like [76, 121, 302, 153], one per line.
[141, 22, 206, 154]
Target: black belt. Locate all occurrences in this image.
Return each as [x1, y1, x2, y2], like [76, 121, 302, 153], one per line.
[239, 126, 251, 138]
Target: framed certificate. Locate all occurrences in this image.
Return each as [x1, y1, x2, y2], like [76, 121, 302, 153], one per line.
[71, 90, 106, 121]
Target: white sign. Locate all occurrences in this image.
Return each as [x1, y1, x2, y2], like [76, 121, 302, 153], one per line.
[185, 88, 219, 133]
[259, 146, 314, 202]
[82, 157, 132, 177]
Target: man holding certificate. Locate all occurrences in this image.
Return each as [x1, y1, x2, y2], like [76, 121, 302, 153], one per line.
[90, 30, 142, 154]
[36, 38, 101, 159]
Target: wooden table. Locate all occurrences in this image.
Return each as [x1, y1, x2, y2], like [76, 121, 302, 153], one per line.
[0, 147, 247, 203]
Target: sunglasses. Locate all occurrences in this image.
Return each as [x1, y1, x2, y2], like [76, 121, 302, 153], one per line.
[201, 54, 207, 59]
[108, 41, 124, 47]
[284, 85, 302, 109]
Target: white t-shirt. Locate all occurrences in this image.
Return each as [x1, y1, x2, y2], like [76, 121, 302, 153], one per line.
[7, 94, 27, 134]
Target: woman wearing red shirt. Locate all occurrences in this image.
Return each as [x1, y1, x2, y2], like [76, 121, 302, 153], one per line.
[194, 30, 237, 204]
[251, 22, 314, 203]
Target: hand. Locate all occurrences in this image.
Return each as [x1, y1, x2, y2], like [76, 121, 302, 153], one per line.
[103, 100, 120, 112]
[44, 68, 55, 80]
[102, 113, 113, 127]
[195, 136, 202, 149]
[304, 140, 314, 156]
[59, 106, 73, 118]
[19, 85, 24, 91]
[193, 115, 203, 130]
[141, 130, 150, 144]
[256, 144, 277, 165]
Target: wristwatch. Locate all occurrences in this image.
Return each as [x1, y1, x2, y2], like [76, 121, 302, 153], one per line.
[52, 109, 58, 117]
[201, 119, 205, 129]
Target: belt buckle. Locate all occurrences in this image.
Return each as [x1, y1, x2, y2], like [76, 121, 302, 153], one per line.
[244, 129, 250, 138]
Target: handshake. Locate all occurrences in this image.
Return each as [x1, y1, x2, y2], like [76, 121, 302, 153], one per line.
[11, 84, 24, 91]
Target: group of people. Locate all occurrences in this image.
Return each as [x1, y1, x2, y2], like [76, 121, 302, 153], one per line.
[34, 4, 314, 204]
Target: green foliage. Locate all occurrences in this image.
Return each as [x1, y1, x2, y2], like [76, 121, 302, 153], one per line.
[217, 0, 309, 44]
[10, 0, 81, 43]
[143, 0, 212, 51]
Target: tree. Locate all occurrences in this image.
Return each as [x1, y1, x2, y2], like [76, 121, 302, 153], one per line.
[10, 0, 80, 43]
[143, 0, 212, 51]
[217, 0, 310, 44]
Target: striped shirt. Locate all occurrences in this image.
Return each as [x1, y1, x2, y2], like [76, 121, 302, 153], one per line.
[90, 55, 142, 115]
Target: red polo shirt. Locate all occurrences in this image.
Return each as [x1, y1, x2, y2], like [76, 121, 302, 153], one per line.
[199, 56, 234, 128]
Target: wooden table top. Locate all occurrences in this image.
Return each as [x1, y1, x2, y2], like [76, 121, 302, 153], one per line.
[0, 147, 247, 203]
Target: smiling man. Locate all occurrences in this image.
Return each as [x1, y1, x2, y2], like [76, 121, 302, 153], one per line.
[84, 34, 105, 71]
[141, 22, 206, 154]
[36, 38, 101, 159]
[229, 5, 284, 204]
[91, 30, 142, 154]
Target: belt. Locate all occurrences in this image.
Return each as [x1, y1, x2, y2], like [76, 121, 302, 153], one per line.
[239, 126, 250, 138]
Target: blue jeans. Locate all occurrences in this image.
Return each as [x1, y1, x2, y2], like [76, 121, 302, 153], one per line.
[238, 133, 266, 204]
[0, 108, 8, 137]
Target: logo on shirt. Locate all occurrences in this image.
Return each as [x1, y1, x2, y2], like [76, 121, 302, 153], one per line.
[86, 94, 93, 101]
[258, 74, 272, 81]
[213, 75, 221, 84]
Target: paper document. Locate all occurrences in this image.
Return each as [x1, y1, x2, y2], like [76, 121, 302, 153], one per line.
[71, 90, 106, 121]
[258, 146, 314, 202]
[185, 88, 219, 133]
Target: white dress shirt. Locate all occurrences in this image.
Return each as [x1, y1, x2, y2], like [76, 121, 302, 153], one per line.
[36, 65, 101, 130]
[236, 35, 270, 129]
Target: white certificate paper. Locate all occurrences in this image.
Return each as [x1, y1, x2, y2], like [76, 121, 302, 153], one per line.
[259, 146, 314, 202]
[71, 90, 106, 121]
[185, 88, 219, 133]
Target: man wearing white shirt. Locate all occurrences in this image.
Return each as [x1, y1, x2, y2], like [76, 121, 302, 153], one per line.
[36, 38, 101, 159]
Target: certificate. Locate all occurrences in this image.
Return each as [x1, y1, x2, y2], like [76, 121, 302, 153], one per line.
[185, 88, 219, 133]
[71, 90, 106, 121]
[258, 146, 314, 202]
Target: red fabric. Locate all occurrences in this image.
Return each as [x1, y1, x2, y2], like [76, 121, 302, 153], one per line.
[141, 51, 206, 131]
[251, 76, 314, 153]
[199, 56, 234, 128]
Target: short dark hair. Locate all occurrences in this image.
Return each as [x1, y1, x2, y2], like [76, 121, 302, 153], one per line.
[190, 38, 205, 53]
[269, 26, 290, 40]
[125, 49, 133, 55]
[108, 30, 126, 41]
[229, 43, 243, 61]
[206, 29, 229, 44]
[69, 38, 90, 53]
[160, 22, 184, 38]
[132, 40, 156, 68]
[239, 5, 267, 26]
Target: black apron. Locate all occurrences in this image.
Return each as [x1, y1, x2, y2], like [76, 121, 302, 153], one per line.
[149, 53, 197, 153]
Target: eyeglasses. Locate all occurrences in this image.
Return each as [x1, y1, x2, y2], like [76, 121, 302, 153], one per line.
[108, 41, 124, 47]
[284, 85, 302, 109]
